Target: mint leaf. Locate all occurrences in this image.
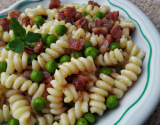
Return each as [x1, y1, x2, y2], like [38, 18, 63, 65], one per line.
[25, 31, 41, 43]
[28, 54, 38, 63]
[9, 39, 25, 53]
[10, 18, 26, 40]
[24, 41, 34, 48]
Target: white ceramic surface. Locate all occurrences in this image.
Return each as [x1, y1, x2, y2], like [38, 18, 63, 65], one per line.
[0, 0, 160, 125]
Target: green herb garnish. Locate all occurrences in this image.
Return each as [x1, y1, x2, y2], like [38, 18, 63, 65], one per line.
[9, 39, 24, 53]
[25, 31, 41, 43]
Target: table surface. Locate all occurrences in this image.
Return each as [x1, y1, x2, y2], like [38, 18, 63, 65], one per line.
[0, 0, 160, 125]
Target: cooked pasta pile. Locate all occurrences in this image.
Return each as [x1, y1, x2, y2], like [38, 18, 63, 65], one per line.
[0, 0, 146, 125]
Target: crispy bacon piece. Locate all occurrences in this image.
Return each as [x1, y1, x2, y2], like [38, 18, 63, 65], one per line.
[21, 70, 32, 80]
[75, 12, 83, 21]
[110, 25, 122, 39]
[0, 18, 11, 31]
[8, 10, 21, 19]
[92, 18, 102, 28]
[24, 45, 33, 55]
[62, 7, 76, 18]
[22, 16, 31, 26]
[107, 11, 119, 22]
[42, 70, 51, 79]
[92, 27, 108, 36]
[42, 83, 53, 97]
[58, 11, 65, 21]
[33, 40, 44, 55]
[99, 34, 113, 54]
[65, 75, 76, 83]
[68, 38, 85, 51]
[0, 41, 5, 48]
[42, 76, 52, 84]
[49, 0, 61, 9]
[65, 18, 75, 24]
[72, 75, 90, 91]
[101, 17, 114, 31]
[75, 17, 88, 30]
[88, 1, 100, 9]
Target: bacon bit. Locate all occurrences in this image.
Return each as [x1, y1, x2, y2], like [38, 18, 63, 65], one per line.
[75, 17, 88, 30]
[33, 40, 44, 55]
[21, 70, 32, 80]
[114, 37, 121, 43]
[107, 11, 119, 22]
[42, 76, 52, 84]
[58, 11, 65, 21]
[0, 41, 5, 48]
[62, 7, 76, 18]
[65, 75, 76, 83]
[24, 45, 33, 55]
[68, 38, 85, 51]
[75, 12, 83, 21]
[99, 34, 113, 54]
[92, 18, 102, 28]
[42, 70, 51, 79]
[92, 27, 108, 36]
[41, 83, 53, 97]
[0, 18, 11, 32]
[8, 10, 21, 19]
[72, 75, 90, 91]
[65, 18, 75, 24]
[88, 1, 100, 9]
[101, 17, 114, 31]
[22, 16, 31, 26]
[49, 0, 61, 9]
[110, 25, 122, 39]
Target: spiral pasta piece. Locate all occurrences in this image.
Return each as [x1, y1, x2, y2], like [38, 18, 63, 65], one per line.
[36, 114, 54, 125]
[95, 48, 124, 67]
[0, 104, 12, 123]
[80, 71, 97, 82]
[110, 56, 143, 98]
[89, 73, 115, 115]
[6, 89, 32, 125]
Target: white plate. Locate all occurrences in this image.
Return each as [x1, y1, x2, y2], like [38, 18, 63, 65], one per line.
[0, 0, 160, 125]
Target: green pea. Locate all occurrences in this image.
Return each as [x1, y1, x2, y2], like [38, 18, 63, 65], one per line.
[0, 61, 7, 73]
[76, 118, 88, 125]
[68, 101, 75, 107]
[28, 54, 38, 64]
[109, 42, 120, 51]
[115, 66, 122, 73]
[46, 60, 58, 73]
[106, 95, 118, 109]
[84, 47, 99, 59]
[82, 41, 92, 51]
[46, 34, 58, 46]
[33, 97, 46, 111]
[5, 43, 14, 51]
[30, 70, 44, 82]
[34, 16, 46, 26]
[60, 55, 71, 64]
[7, 118, 19, 125]
[93, 11, 106, 20]
[82, 12, 89, 17]
[9, 38, 15, 42]
[73, 51, 83, 59]
[55, 25, 67, 36]
[84, 113, 95, 123]
[99, 67, 111, 75]
[41, 33, 49, 44]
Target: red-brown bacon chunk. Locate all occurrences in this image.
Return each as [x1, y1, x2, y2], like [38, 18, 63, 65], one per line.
[92, 18, 102, 28]
[8, 10, 21, 19]
[0, 41, 5, 48]
[72, 75, 90, 91]
[21, 70, 32, 80]
[99, 34, 113, 54]
[22, 16, 31, 26]
[106, 11, 119, 22]
[42, 83, 53, 97]
[92, 27, 108, 36]
[58, 11, 65, 21]
[24, 45, 33, 55]
[33, 40, 44, 55]
[110, 24, 122, 39]
[62, 7, 76, 18]
[42, 70, 52, 84]
[88, 1, 100, 9]
[75, 12, 83, 21]
[49, 0, 61, 9]
[68, 38, 85, 51]
[0, 18, 11, 32]
[75, 17, 88, 30]
[66, 75, 76, 83]
[101, 17, 114, 31]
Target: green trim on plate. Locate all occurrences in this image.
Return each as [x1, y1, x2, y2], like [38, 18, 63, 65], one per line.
[0, 0, 43, 18]
[0, 0, 152, 124]
[107, 0, 152, 125]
